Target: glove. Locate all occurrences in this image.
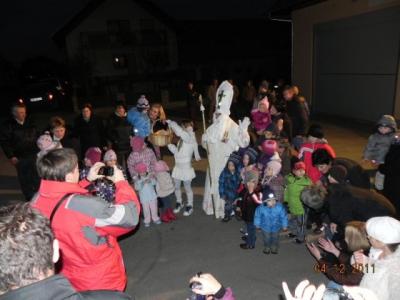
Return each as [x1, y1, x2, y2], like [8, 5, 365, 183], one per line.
[106, 165, 126, 183]
[200, 104, 205, 112]
[166, 119, 171, 124]
[239, 117, 250, 131]
[87, 162, 105, 182]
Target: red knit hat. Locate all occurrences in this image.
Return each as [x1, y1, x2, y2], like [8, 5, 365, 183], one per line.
[85, 147, 102, 165]
[130, 136, 145, 152]
[261, 139, 277, 156]
[293, 161, 306, 171]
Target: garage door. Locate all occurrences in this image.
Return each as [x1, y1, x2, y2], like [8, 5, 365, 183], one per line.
[313, 6, 400, 122]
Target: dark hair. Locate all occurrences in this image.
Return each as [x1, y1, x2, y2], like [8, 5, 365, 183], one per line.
[312, 148, 334, 166]
[115, 101, 127, 111]
[0, 203, 54, 294]
[307, 123, 324, 139]
[282, 85, 293, 92]
[49, 116, 66, 129]
[81, 102, 93, 111]
[387, 243, 400, 253]
[181, 119, 195, 130]
[36, 148, 78, 181]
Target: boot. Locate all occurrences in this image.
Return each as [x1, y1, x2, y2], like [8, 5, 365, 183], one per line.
[160, 211, 170, 223]
[167, 208, 177, 221]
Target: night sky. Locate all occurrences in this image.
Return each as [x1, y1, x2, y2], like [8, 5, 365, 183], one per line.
[0, 0, 276, 63]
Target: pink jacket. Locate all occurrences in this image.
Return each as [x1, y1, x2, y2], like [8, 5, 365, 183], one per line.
[251, 109, 271, 132]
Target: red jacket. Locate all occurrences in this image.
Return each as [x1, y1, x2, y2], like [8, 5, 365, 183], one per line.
[31, 179, 140, 292]
[298, 142, 336, 183]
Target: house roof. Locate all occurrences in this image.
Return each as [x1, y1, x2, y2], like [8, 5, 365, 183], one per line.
[53, 0, 176, 47]
[268, 0, 327, 20]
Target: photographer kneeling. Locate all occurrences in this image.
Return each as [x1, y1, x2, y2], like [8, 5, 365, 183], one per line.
[31, 148, 141, 292]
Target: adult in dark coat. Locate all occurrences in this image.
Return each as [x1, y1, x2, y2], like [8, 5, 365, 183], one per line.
[73, 103, 105, 157]
[379, 137, 400, 215]
[186, 81, 200, 121]
[105, 102, 132, 171]
[48, 116, 81, 160]
[283, 85, 309, 147]
[0, 102, 39, 200]
[312, 148, 371, 189]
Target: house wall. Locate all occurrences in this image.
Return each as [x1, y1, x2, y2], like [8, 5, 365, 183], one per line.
[292, 0, 400, 119]
[65, 0, 178, 78]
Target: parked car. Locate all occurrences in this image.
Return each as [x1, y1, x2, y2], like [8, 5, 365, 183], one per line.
[18, 78, 70, 110]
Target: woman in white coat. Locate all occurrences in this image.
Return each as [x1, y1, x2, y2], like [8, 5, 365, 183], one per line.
[202, 81, 250, 218]
[355, 216, 400, 300]
[167, 119, 200, 216]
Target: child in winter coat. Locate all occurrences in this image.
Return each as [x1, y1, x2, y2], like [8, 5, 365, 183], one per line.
[258, 139, 281, 173]
[254, 190, 288, 254]
[251, 96, 271, 137]
[240, 147, 258, 181]
[153, 160, 177, 223]
[237, 169, 261, 250]
[167, 119, 201, 217]
[363, 115, 398, 165]
[127, 136, 157, 180]
[298, 124, 336, 184]
[261, 160, 284, 203]
[134, 162, 161, 227]
[219, 153, 242, 222]
[127, 95, 151, 138]
[284, 161, 312, 243]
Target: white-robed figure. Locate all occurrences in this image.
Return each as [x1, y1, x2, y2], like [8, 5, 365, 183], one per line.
[167, 119, 201, 216]
[202, 81, 250, 218]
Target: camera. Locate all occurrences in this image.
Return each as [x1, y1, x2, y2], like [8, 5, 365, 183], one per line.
[98, 166, 114, 177]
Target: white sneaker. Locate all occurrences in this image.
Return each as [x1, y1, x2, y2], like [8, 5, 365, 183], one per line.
[183, 206, 193, 216]
[174, 203, 183, 214]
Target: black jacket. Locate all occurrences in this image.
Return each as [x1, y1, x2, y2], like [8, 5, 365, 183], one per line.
[326, 184, 396, 228]
[0, 117, 38, 159]
[57, 128, 81, 159]
[74, 115, 105, 155]
[239, 187, 261, 223]
[0, 274, 132, 300]
[106, 113, 132, 153]
[379, 141, 400, 215]
[286, 97, 308, 137]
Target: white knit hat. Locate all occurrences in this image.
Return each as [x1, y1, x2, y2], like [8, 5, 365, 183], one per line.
[366, 216, 400, 244]
[215, 81, 233, 115]
[103, 149, 117, 161]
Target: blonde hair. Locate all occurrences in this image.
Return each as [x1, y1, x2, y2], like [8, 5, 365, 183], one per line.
[150, 103, 166, 121]
[345, 221, 370, 252]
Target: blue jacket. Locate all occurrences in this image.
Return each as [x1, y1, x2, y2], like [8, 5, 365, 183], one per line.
[219, 168, 241, 201]
[127, 108, 150, 138]
[254, 203, 288, 233]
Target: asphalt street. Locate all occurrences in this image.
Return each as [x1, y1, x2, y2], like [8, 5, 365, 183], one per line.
[0, 107, 371, 300]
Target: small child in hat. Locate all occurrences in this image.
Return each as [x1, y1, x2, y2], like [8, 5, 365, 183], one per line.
[80, 147, 102, 180]
[153, 160, 177, 223]
[219, 153, 242, 222]
[134, 162, 161, 227]
[284, 160, 312, 243]
[250, 96, 271, 143]
[257, 139, 281, 171]
[127, 95, 151, 138]
[254, 188, 288, 254]
[237, 169, 261, 250]
[262, 160, 284, 203]
[240, 147, 259, 181]
[36, 132, 62, 158]
[127, 136, 157, 180]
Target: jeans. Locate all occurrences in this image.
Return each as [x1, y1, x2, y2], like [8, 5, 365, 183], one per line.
[246, 222, 256, 247]
[289, 214, 307, 241]
[224, 197, 235, 218]
[262, 231, 279, 250]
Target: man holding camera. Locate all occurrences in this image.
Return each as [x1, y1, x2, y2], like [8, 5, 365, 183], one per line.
[31, 148, 141, 292]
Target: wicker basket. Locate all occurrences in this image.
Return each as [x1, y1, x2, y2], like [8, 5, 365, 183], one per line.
[149, 123, 173, 147]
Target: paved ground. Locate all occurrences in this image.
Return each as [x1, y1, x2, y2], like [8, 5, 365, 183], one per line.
[0, 106, 372, 300]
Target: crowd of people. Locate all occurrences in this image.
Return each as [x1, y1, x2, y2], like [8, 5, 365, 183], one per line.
[0, 78, 399, 299]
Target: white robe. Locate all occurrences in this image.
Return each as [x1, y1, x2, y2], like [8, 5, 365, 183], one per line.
[202, 115, 250, 218]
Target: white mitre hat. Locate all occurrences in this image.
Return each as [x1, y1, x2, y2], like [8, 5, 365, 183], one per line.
[215, 80, 233, 115]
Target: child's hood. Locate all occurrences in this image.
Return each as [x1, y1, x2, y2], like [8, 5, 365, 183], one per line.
[377, 115, 397, 131]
